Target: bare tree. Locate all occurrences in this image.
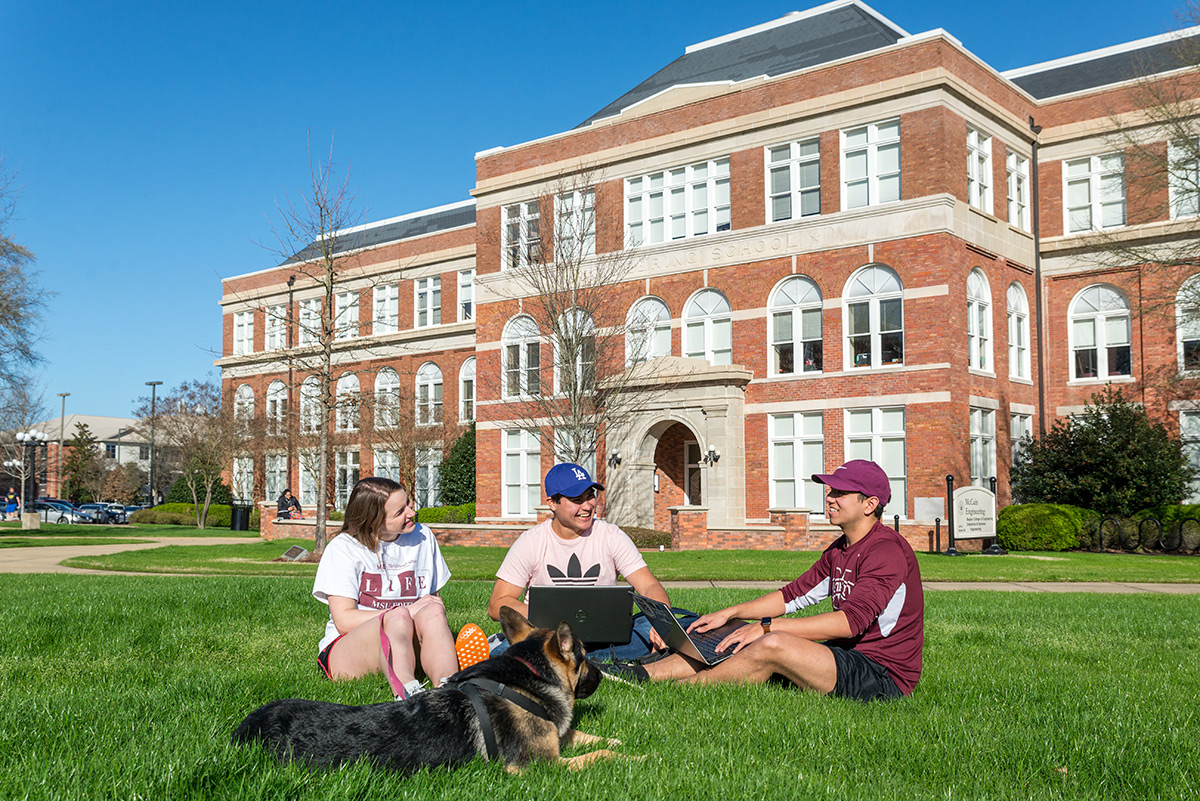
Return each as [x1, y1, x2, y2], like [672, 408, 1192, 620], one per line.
[0, 377, 48, 523]
[359, 380, 455, 506]
[0, 158, 50, 384]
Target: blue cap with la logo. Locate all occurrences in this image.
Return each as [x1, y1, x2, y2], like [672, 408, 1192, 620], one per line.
[545, 463, 605, 498]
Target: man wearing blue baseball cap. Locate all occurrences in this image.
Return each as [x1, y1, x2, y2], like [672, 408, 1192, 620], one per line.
[486, 462, 676, 657]
[599, 459, 925, 700]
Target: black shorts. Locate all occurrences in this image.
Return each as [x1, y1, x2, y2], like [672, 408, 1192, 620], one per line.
[827, 646, 903, 701]
[317, 634, 347, 679]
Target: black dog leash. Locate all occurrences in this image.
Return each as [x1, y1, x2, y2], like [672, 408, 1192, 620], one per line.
[449, 677, 554, 761]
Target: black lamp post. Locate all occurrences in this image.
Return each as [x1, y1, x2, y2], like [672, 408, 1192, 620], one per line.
[146, 381, 162, 505]
[15, 429, 49, 506]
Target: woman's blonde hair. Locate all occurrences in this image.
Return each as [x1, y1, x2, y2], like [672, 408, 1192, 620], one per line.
[338, 477, 408, 551]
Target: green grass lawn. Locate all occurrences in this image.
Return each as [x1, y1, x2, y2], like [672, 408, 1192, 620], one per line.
[0, 576, 1194, 800]
[0, 521, 258, 538]
[0, 537, 152, 549]
[61, 539, 1200, 583]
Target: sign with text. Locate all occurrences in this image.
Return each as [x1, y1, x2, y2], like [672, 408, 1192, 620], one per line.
[952, 486, 996, 540]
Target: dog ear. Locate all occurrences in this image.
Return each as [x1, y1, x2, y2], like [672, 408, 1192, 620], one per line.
[554, 621, 576, 658]
[498, 606, 535, 643]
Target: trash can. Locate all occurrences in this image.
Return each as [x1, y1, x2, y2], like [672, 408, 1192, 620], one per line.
[230, 500, 252, 532]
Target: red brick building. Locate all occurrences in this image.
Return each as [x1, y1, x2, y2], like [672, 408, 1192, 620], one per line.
[218, 1, 1200, 546]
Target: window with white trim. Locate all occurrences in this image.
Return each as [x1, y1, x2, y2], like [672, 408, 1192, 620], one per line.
[966, 127, 992, 213]
[554, 309, 596, 395]
[683, 289, 732, 365]
[374, 449, 400, 482]
[556, 189, 595, 262]
[502, 429, 540, 517]
[374, 283, 399, 335]
[335, 450, 359, 510]
[264, 454, 286, 502]
[265, 380, 287, 436]
[415, 277, 441, 328]
[554, 429, 597, 478]
[845, 265, 903, 369]
[459, 358, 475, 423]
[1007, 151, 1030, 231]
[335, 373, 360, 431]
[232, 456, 253, 500]
[298, 454, 317, 507]
[234, 384, 254, 421]
[265, 304, 286, 351]
[767, 138, 820, 222]
[1177, 274, 1200, 372]
[1181, 411, 1200, 503]
[374, 367, 400, 429]
[970, 407, 995, 488]
[503, 200, 541, 270]
[503, 315, 541, 398]
[335, 291, 359, 340]
[769, 276, 822, 375]
[1065, 154, 1125, 233]
[299, 299, 320, 346]
[626, 158, 730, 246]
[1010, 412, 1032, 465]
[967, 268, 992, 372]
[233, 311, 254, 355]
[458, 269, 475, 322]
[300, 377, 321, 433]
[415, 447, 441, 509]
[1070, 285, 1131, 380]
[416, 362, 443, 426]
[1007, 283, 1030, 379]
[1170, 140, 1200, 219]
[769, 412, 824, 511]
[627, 297, 671, 365]
[842, 119, 900, 209]
[845, 406, 906, 515]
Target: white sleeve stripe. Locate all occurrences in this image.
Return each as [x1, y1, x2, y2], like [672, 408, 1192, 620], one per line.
[877, 583, 906, 637]
[784, 578, 830, 614]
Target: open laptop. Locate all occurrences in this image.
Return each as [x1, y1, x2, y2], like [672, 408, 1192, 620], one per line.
[526, 585, 634, 645]
[631, 592, 742, 665]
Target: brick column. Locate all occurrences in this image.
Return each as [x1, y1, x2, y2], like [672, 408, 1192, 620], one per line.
[768, 507, 810, 550]
[670, 506, 708, 550]
[260, 503, 280, 540]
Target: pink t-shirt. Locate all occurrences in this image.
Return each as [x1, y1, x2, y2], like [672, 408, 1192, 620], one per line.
[496, 518, 648, 591]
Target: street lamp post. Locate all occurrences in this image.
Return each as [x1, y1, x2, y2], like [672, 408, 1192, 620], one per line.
[14, 429, 49, 519]
[287, 274, 295, 493]
[56, 392, 69, 497]
[146, 381, 162, 506]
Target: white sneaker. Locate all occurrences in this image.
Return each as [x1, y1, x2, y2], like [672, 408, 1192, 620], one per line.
[395, 680, 427, 701]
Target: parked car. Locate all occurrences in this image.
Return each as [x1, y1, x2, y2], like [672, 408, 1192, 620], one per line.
[78, 503, 117, 524]
[123, 505, 142, 519]
[33, 501, 94, 524]
[105, 503, 128, 523]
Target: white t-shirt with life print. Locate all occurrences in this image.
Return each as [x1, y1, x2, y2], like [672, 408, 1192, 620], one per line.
[312, 523, 450, 651]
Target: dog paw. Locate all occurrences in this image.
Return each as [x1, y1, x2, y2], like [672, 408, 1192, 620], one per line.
[605, 737, 623, 747]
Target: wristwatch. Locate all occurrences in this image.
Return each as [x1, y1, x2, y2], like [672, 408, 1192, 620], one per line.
[760, 616, 772, 633]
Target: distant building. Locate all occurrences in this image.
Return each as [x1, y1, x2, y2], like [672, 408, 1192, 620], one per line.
[32, 415, 148, 499]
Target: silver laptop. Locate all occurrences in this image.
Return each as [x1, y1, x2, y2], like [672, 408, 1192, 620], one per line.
[526, 585, 634, 645]
[631, 592, 742, 665]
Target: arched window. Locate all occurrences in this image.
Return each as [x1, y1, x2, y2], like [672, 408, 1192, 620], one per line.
[374, 367, 400, 429]
[1069, 285, 1131, 380]
[300, 377, 321, 433]
[844, 265, 903, 369]
[266, 381, 287, 435]
[1178, 274, 1200, 372]
[967, 269, 992, 372]
[416, 362, 443, 425]
[554, 308, 596, 395]
[1007, 283, 1030, 379]
[233, 384, 254, 421]
[459, 358, 476, 423]
[626, 297, 671, 365]
[503, 315, 541, 398]
[683, 289, 732, 365]
[769, 276, 822, 375]
[335, 373, 360, 431]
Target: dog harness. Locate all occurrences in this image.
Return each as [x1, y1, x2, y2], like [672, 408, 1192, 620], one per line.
[446, 675, 555, 761]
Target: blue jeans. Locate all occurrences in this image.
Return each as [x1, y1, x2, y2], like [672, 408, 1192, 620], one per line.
[490, 608, 699, 662]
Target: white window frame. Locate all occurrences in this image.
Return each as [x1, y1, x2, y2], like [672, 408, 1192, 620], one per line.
[233, 384, 254, 421]
[967, 268, 993, 373]
[298, 298, 320, 346]
[298, 453, 317, 508]
[1065, 153, 1125, 233]
[626, 297, 672, 365]
[970, 407, 996, 488]
[844, 406, 906, 516]
[844, 265, 904, 370]
[683, 289, 732, 366]
[626, 158, 730, 246]
[1006, 151, 1030, 231]
[1181, 411, 1200, 503]
[459, 357, 475, 423]
[768, 412, 824, 512]
[966, 127, 993, 214]
[233, 311, 254, 355]
[841, 119, 900, 210]
[232, 456, 254, 500]
[552, 429, 597, 478]
[264, 453, 286, 502]
[502, 429, 540, 518]
[1177, 274, 1200, 373]
[373, 449, 400, 483]
[458, 269, 475, 322]
[769, 275, 823, 376]
[415, 447, 441, 509]
[374, 283, 399, 335]
[300, 377, 321, 434]
[553, 309, 596, 396]
[265, 304, 286, 351]
[1007, 283, 1030, 380]
[503, 200, 541, 270]
[335, 290, 359, 340]
[1069, 285, 1132, 381]
[503, 315, 541, 398]
[416, 362, 443, 426]
[1170, 140, 1200, 220]
[415, 276, 441, 328]
[555, 189, 596, 262]
[374, 367, 400, 429]
[335, 373, 360, 432]
[1010, 412, 1032, 465]
[265, 380, 287, 436]
[766, 138, 820, 222]
[335, 450, 360, 510]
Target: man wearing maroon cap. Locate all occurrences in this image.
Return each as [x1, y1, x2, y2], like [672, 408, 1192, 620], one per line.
[600, 459, 924, 700]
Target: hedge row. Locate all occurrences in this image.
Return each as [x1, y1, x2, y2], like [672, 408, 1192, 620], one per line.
[130, 503, 261, 530]
[996, 504, 1097, 551]
[417, 503, 476, 525]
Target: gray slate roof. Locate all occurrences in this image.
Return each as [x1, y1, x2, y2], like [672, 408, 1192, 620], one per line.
[1008, 33, 1200, 99]
[578, 3, 905, 127]
[289, 202, 476, 264]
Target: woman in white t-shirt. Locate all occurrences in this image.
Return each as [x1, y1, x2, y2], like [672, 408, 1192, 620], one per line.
[312, 477, 458, 700]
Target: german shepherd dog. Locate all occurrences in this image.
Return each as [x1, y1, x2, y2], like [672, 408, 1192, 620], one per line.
[234, 607, 634, 773]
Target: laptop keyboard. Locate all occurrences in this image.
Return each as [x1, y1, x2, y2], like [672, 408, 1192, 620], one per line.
[692, 627, 733, 659]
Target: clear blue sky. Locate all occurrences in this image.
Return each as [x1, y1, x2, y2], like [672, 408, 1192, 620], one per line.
[1, 0, 1189, 419]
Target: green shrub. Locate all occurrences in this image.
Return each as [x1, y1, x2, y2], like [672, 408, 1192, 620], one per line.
[417, 503, 476, 525]
[440, 425, 476, 505]
[625, 527, 672, 549]
[131, 503, 260, 530]
[164, 476, 233, 506]
[996, 504, 1084, 551]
